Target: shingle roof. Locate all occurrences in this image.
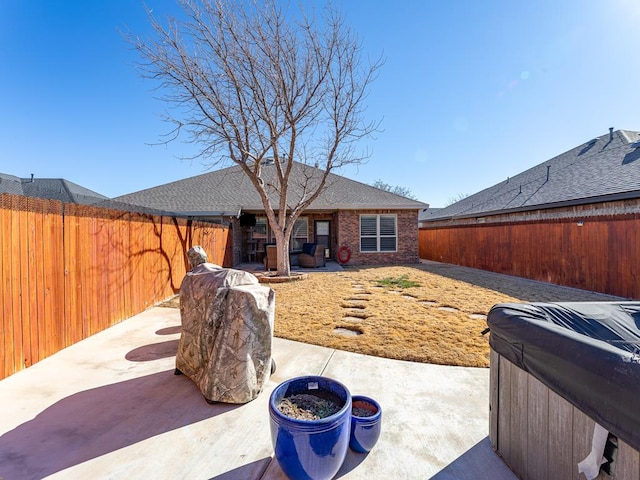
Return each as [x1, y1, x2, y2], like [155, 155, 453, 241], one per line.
[0, 174, 24, 196]
[0, 174, 108, 205]
[427, 129, 640, 221]
[418, 207, 443, 222]
[113, 161, 428, 215]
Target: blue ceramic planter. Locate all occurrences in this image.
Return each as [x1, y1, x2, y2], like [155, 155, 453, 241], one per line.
[269, 376, 352, 480]
[349, 395, 382, 453]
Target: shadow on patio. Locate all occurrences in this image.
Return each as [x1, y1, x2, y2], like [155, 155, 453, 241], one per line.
[0, 305, 518, 479]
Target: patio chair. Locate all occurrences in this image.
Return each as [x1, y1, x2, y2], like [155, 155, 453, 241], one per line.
[264, 244, 277, 271]
[298, 243, 325, 268]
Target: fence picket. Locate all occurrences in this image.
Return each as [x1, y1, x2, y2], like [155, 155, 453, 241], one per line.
[419, 214, 640, 299]
[0, 194, 230, 381]
[1, 200, 13, 377]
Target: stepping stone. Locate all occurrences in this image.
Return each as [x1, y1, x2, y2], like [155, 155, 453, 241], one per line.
[469, 314, 487, 320]
[420, 301, 438, 306]
[402, 294, 416, 300]
[438, 306, 458, 312]
[333, 327, 362, 337]
[343, 310, 369, 319]
[343, 316, 365, 322]
[342, 303, 366, 310]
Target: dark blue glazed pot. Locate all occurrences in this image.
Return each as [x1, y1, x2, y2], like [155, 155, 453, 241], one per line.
[349, 395, 382, 453]
[269, 376, 352, 480]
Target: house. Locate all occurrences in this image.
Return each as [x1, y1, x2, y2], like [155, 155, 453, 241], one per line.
[113, 161, 428, 267]
[419, 128, 640, 298]
[0, 173, 108, 205]
[418, 207, 443, 228]
[422, 128, 640, 225]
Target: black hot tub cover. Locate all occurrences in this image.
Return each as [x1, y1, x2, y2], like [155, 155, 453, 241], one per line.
[488, 301, 640, 451]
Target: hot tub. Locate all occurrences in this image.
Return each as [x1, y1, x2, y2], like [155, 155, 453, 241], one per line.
[488, 302, 640, 480]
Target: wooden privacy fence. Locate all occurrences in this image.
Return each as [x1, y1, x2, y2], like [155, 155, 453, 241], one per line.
[419, 214, 640, 299]
[1, 194, 232, 380]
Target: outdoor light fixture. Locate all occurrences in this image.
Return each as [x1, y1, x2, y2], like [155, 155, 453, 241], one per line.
[577, 221, 584, 227]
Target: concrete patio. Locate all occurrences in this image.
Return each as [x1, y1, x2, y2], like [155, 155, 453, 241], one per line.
[0, 306, 517, 480]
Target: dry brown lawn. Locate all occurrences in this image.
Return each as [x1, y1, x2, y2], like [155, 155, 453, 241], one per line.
[163, 262, 620, 368]
[263, 263, 620, 368]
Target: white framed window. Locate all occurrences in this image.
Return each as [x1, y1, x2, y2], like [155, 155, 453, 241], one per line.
[360, 214, 397, 252]
[290, 217, 308, 251]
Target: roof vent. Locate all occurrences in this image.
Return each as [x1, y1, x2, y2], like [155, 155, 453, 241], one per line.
[609, 127, 614, 141]
[260, 157, 275, 166]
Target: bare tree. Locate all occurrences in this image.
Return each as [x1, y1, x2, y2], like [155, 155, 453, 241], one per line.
[127, 0, 382, 275]
[445, 192, 470, 206]
[372, 179, 417, 200]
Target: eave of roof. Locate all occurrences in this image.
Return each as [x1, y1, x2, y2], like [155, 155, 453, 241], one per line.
[306, 203, 427, 210]
[171, 209, 242, 217]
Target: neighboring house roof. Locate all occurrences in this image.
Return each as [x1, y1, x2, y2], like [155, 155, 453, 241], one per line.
[113, 161, 428, 216]
[0, 174, 24, 196]
[427, 129, 640, 221]
[418, 207, 443, 223]
[0, 173, 108, 205]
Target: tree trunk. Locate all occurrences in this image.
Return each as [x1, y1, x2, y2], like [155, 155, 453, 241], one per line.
[274, 231, 291, 276]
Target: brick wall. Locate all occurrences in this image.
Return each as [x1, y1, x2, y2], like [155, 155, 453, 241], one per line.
[230, 217, 243, 265]
[336, 209, 420, 266]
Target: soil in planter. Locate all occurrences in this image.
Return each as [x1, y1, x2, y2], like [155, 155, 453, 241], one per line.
[352, 406, 375, 417]
[277, 393, 343, 420]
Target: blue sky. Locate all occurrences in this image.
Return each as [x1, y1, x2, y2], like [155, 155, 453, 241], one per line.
[2, 1, 639, 207]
